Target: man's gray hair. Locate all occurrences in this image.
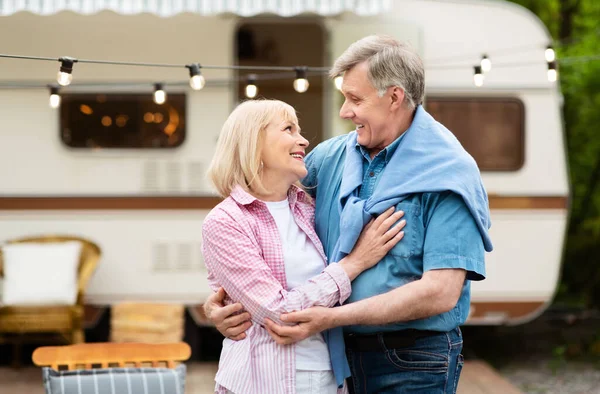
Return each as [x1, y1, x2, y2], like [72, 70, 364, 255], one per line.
[330, 35, 425, 110]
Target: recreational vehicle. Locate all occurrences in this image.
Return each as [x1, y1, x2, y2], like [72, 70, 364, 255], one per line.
[0, 0, 569, 333]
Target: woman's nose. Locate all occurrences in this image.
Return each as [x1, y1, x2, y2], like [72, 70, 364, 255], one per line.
[298, 135, 309, 147]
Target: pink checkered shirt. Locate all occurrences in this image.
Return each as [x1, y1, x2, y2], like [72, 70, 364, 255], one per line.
[202, 185, 351, 394]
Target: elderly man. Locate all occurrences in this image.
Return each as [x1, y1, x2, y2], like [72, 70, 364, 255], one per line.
[204, 35, 492, 393]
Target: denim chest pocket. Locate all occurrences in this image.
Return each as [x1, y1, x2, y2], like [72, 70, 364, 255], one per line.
[388, 202, 423, 258]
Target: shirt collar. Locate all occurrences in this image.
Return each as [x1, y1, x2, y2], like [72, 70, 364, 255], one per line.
[354, 128, 407, 165]
[230, 184, 307, 207]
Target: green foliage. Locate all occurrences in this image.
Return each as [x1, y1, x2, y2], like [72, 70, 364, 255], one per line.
[508, 0, 600, 307]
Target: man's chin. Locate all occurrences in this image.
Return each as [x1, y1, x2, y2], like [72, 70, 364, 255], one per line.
[356, 135, 369, 147]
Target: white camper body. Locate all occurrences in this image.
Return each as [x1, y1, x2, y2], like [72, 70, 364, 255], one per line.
[0, 0, 569, 325]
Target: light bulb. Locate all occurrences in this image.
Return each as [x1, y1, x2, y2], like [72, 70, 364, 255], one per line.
[545, 47, 556, 62]
[334, 76, 343, 90]
[474, 75, 484, 87]
[190, 74, 206, 90]
[481, 56, 492, 73]
[473, 66, 484, 87]
[57, 71, 72, 86]
[293, 78, 309, 93]
[245, 84, 258, 98]
[49, 94, 60, 108]
[154, 84, 166, 104]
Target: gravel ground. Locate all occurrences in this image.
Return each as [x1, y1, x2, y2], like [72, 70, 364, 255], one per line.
[500, 359, 600, 394]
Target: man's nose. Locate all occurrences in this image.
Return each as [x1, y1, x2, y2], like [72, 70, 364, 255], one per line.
[339, 101, 353, 119]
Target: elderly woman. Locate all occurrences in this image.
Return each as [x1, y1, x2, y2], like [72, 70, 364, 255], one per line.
[202, 99, 405, 394]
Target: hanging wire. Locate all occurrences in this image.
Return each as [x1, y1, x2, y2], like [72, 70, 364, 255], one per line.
[425, 29, 600, 64]
[0, 53, 330, 72]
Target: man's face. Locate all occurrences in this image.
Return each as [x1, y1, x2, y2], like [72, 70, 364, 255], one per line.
[339, 61, 396, 151]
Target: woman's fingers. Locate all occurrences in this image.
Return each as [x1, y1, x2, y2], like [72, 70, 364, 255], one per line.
[372, 207, 396, 229]
[379, 210, 404, 233]
[381, 219, 406, 243]
[386, 227, 405, 249]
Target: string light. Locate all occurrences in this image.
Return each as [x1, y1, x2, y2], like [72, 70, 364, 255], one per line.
[334, 75, 343, 90]
[48, 85, 60, 108]
[57, 56, 76, 86]
[480, 54, 492, 73]
[293, 67, 309, 93]
[153, 83, 166, 104]
[545, 45, 556, 62]
[2, 50, 600, 102]
[186, 63, 206, 91]
[473, 65, 484, 87]
[547, 61, 558, 82]
[245, 74, 258, 98]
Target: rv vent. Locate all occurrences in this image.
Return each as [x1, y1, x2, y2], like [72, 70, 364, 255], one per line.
[142, 161, 160, 193]
[188, 161, 205, 192]
[165, 161, 182, 192]
[152, 242, 170, 271]
[176, 243, 193, 271]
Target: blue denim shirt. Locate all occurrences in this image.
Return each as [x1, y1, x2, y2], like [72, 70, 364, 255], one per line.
[303, 134, 486, 334]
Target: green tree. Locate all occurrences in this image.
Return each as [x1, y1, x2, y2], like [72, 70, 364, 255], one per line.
[510, 0, 600, 306]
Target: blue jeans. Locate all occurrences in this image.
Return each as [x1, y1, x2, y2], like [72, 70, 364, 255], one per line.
[345, 328, 464, 394]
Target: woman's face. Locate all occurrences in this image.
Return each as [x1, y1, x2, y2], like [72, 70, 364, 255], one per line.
[260, 113, 309, 184]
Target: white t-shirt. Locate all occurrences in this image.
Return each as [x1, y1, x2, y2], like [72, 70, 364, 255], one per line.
[264, 199, 332, 371]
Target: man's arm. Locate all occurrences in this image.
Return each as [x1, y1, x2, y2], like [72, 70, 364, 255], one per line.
[264, 268, 464, 344]
[265, 192, 485, 344]
[331, 268, 465, 326]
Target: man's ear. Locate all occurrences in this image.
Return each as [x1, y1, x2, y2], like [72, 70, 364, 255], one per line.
[390, 87, 405, 110]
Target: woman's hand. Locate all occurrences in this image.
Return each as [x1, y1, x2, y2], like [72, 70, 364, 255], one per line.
[339, 207, 405, 280]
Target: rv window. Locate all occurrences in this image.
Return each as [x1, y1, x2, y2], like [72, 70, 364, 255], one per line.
[60, 93, 186, 149]
[425, 97, 524, 171]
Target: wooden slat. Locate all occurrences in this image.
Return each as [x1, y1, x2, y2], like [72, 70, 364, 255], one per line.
[32, 342, 191, 370]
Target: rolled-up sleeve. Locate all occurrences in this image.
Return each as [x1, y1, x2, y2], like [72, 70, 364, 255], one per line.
[422, 192, 486, 281]
[202, 211, 351, 326]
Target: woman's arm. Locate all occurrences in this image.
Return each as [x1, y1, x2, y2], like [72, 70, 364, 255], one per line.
[202, 212, 352, 327]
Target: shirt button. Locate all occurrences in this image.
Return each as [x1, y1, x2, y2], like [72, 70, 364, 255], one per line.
[369, 171, 375, 177]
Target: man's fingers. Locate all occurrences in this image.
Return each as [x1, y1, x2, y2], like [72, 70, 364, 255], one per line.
[280, 310, 310, 324]
[265, 325, 287, 345]
[213, 302, 243, 321]
[264, 318, 283, 335]
[223, 320, 252, 337]
[215, 287, 226, 301]
[223, 312, 251, 327]
[228, 333, 246, 341]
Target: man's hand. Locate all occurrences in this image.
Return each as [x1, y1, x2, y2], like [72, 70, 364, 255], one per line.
[264, 306, 332, 345]
[203, 287, 252, 340]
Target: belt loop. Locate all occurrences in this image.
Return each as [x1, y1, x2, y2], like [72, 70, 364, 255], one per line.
[376, 332, 387, 351]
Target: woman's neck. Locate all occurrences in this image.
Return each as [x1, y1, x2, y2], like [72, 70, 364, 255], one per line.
[253, 171, 292, 202]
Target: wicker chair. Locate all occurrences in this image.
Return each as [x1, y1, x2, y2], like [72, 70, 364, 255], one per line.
[0, 235, 101, 367]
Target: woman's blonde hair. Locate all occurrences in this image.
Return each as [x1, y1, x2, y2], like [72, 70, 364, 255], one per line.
[208, 99, 298, 197]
